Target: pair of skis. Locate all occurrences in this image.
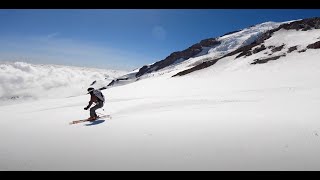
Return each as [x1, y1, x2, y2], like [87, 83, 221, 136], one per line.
[69, 114, 112, 125]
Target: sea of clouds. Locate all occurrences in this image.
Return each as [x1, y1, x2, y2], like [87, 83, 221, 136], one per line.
[0, 61, 127, 105]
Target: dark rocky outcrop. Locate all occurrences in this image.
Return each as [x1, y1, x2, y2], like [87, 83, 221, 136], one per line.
[287, 46, 298, 53]
[135, 65, 149, 77]
[252, 44, 267, 54]
[107, 80, 116, 86]
[172, 58, 221, 77]
[232, 30, 279, 59]
[90, 80, 97, 86]
[251, 54, 287, 65]
[222, 29, 242, 36]
[107, 77, 129, 87]
[307, 40, 320, 49]
[298, 49, 307, 53]
[135, 38, 221, 77]
[280, 17, 320, 31]
[271, 44, 285, 53]
[235, 48, 253, 59]
[234, 44, 267, 59]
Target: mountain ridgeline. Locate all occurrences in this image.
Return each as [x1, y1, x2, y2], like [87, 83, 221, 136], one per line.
[107, 17, 320, 88]
[173, 17, 320, 77]
[135, 38, 221, 77]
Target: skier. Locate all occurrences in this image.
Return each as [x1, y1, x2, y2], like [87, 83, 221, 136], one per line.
[84, 87, 105, 121]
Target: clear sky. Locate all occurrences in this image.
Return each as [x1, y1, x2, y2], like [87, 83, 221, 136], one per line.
[0, 9, 319, 70]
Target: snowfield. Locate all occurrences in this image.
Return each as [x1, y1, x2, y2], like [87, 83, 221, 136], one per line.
[1, 22, 320, 170]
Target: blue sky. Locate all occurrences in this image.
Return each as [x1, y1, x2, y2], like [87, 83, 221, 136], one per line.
[0, 9, 319, 70]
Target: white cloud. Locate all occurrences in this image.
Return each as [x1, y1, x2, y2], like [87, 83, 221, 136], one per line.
[0, 62, 127, 102]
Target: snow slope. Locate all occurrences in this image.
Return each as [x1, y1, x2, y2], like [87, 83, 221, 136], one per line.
[1, 22, 320, 171]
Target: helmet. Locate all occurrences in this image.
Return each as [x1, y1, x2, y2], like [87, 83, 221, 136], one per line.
[87, 87, 94, 93]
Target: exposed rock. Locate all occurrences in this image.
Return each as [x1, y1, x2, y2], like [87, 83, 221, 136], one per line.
[136, 65, 149, 77]
[235, 49, 251, 58]
[99, 87, 107, 90]
[251, 54, 286, 65]
[136, 38, 221, 77]
[232, 30, 278, 59]
[298, 49, 307, 53]
[280, 17, 320, 31]
[188, 57, 215, 67]
[107, 77, 130, 87]
[116, 78, 129, 81]
[252, 44, 267, 54]
[236, 44, 266, 58]
[90, 80, 97, 86]
[287, 46, 298, 53]
[271, 44, 285, 52]
[222, 29, 242, 36]
[199, 38, 221, 47]
[307, 40, 320, 49]
[107, 80, 115, 86]
[172, 58, 221, 77]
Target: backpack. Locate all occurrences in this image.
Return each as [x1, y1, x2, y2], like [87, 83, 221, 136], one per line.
[93, 89, 105, 102]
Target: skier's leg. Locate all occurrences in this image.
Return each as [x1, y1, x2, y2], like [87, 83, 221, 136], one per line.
[96, 102, 104, 116]
[90, 102, 103, 118]
[90, 105, 99, 117]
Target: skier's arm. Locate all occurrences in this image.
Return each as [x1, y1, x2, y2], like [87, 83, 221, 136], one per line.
[86, 101, 93, 108]
[84, 96, 94, 110]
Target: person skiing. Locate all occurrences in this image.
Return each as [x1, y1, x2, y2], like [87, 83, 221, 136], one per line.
[84, 87, 105, 121]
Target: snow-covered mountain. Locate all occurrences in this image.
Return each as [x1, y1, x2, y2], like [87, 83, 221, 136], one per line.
[0, 61, 127, 105]
[173, 17, 320, 77]
[108, 18, 320, 88]
[107, 20, 287, 87]
[1, 17, 320, 170]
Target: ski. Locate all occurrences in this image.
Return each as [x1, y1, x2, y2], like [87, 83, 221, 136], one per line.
[69, 119, 89, 125]
[69, 114, 112, 125]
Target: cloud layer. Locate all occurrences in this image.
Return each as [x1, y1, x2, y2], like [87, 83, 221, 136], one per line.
[0, 62, 127, 103]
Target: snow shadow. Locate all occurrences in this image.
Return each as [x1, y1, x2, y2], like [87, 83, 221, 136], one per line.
[85, 120, 106, 126]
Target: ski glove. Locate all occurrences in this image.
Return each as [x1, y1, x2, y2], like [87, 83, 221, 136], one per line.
[84, 107, 89, 110]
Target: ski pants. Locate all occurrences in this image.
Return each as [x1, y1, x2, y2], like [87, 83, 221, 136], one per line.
[90, 101, 104, 117]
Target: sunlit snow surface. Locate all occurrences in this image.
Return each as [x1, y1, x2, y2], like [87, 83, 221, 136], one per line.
[1, 23, 320, 170]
